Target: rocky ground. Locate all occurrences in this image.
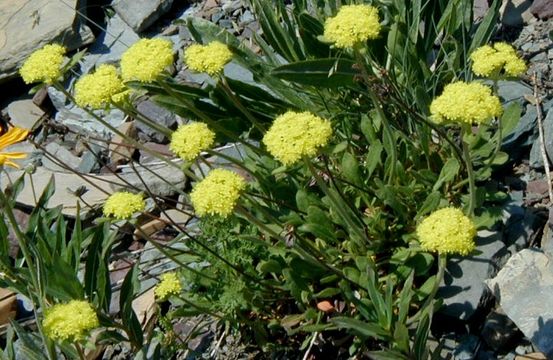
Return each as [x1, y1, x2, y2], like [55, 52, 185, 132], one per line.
[0, 0, 552, 359]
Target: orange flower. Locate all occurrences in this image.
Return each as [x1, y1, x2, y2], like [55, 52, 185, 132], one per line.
[0, 127, 29, 168]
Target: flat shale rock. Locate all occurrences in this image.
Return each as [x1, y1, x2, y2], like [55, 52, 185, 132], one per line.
[530, 0, 553, 20]
[0, 0, 94, 83]
[438, 230, 504, 320]
[0, 167, 123, 217]
[112, 0, 174, 33]
[485, 249, 553, 358]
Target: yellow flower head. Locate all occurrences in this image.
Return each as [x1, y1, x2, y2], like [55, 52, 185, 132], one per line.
[184, 42, 233, 76]
[190, 169, 246, 218]
[19, 44, 66, 84]
[430, 82, 502, 125]
[323, 5, 381, 49]
[263, 111, 332, 165]
[154, 272, 182, 301]
[103, 191, 145, 220]
[169, 122, 215, 161]
[0, 127, 29, 168]
[470, 42, 527, 77]
[120, 38, 174, 82]
[74, 64, 126, 109]
[416, 207, 476, 256]
[43, 300, 99, 342]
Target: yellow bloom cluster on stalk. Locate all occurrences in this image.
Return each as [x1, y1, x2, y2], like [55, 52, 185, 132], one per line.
[155, 272, 182, 301]
[170, 122, 215, 161]
[184, 41, 233, 76]
[470, 42, 527, 78]
[263, 111, 332, 165]
[43, 300, 99, 342]
[0, 127, 29, 168]
[19, 44, 66, 84]
[323, 5, 381, 49]
[74, 64, 126, 109]
[430, 82, 502, 125]
[190, 169, 246, 218]
[103, 191, 145, 220]
[416, 207, 476, 256]
[120, 38, 174, 82]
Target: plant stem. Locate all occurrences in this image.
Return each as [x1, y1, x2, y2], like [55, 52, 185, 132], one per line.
[532, 72, 553, 203]
[407, 254, 446, 325]
[461, 125, 477, 216]
[75, 343, 86, 360]
[353, 50, 397, 183]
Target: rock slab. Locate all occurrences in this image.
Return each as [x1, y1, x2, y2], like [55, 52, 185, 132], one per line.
[485, 249, 553, 358]
[438, 230, 504, 320]
[0, 0, 94, 82]
[112, 0, 174, 33]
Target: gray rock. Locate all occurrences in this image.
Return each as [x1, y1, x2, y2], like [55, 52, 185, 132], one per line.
[453, 335, 479, 360]
[55, 106, 126, 137]
[192, 142, 252, 178]
[531, 0, 553, 20]
[0, 167, 124, 217]
[497, 81, 531, 106]
[503, 104, 537, 152]
[500, 0, 535, 27]
[0, 0, 94, 83]
[485, 249, 553, 358]
[77, 150, 101, 173]
[438, 230, 505, 320]
[80, 14, 140, 74]
[41, 142, 80, 172]
[528, 100, 553, 169]
[112, 161, 186, 197]
[135, 99, 177, 143]
[112, 0, 174, 33]
[7, 99, 45, 130]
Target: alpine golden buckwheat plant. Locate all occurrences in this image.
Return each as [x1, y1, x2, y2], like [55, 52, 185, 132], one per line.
[19, 44, 66, 84]
[43, 300, 99, 342]
[8, 0, 523, 358]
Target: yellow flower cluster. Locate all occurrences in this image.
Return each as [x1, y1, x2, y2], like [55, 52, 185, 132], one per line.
[184, 41, 233, 76]
[430, 82, 502, 125]
[19, 44, 66, 84]
[103, 191, 145, 220]
[323, 5, 381, 49]
[43, 300, 99, 342]
[121, 38, 174, 82]
[470, 42, 527, 78]
[416, 207, 476, 256]
[74, 64, 126, 109]
[263, 111, 332, 165]
[154, 272, 182, 301]
[190, 169, 246, 218]
[170, 122, 215, 161]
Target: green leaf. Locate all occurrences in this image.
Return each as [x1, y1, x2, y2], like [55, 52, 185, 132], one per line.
[314, 287, 341, 298]
[272, 58, 358, 88]
[367, 350, 409, 360]
[416, 191, 442, 219]
[342, 152, 362, 186]
[501, 101, 522, 136]
[119, 264, 144, 347]
[432, 157, 460, 191]
[414, 306, 432, 360]
[365, 141, 383, 177]
[331, 317, 390, 340]
[258, 259, 282, 274]
[469, 0, 501, 52]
